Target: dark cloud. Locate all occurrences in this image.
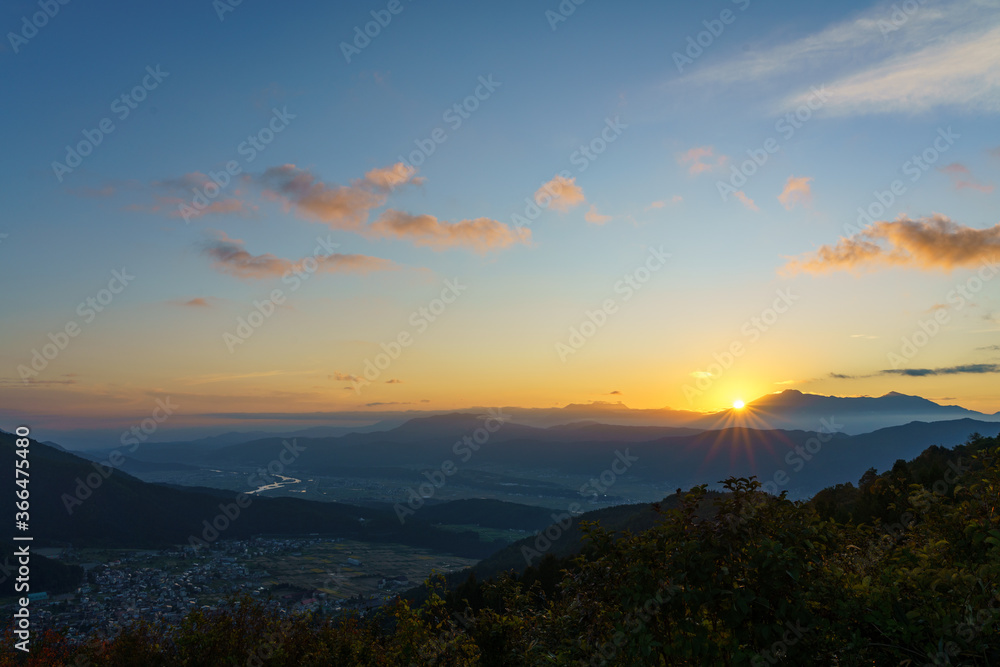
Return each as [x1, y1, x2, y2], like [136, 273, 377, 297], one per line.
[882, 364, 1000, 376]
[832, 364, 1000, 379]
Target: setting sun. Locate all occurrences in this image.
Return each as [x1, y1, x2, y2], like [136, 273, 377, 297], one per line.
[733, 400, 746, 409]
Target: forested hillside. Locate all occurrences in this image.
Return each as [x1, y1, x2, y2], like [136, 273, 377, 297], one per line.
[6, 430, 999, 665]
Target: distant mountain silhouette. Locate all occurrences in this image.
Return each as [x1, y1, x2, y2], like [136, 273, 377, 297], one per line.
[698, 390, 996, 434]
[51, 391, 999, 454]
[446, 391, 998, 433]
[113, 413, 1000, 503]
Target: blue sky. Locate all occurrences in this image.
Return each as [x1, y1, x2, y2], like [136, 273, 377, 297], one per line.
[2, 0, 999, 438]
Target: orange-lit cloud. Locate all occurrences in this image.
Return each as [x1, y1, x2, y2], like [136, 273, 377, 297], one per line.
[645, 196, 683, 210]
[678, 146, 728, 174]
[535, 175, 586, 212]
[784, 214, 1000, 273]
[369, 210, 529, 252]
[778, 176, 813, 209]
[169, 197, 256, 219]
[584, 205, 612, 224]
[258, 164, 390, 230]
[258, 163, 519, 252]
[364, 163, 425, 191]
[734, 191, 759, 211]
[203, 231, 401, 279]
[182, 298, 212, 307]
[939, 162, 994, 193]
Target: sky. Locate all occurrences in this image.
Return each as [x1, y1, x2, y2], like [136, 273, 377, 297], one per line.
[1, 0, 999, 440]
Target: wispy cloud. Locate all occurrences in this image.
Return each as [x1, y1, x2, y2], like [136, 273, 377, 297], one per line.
[687, 0, 1000, 116]
[584, 205, 613, 224]
[369, 210, 529, 252]
[733, 191, 759, 211]
[832, 363, 1000, 379]
[939, 162, 995, 193]
[786, 24, 1000, 116]
[884, 364, 1000, 377]
[203, 231, 402, 279]
[259, 163, 524, 251]
[363, 163, 425, 191]
[183, 370, 316, 385]
[0, 378, 76, 387]
[164, 197, 257, 220]
[784, 214, 1000, 273]
[678, 146, 728, 174]
[257, 164, 400, 230]
[778, 176, 813, 210]
[140, 174, 259, 220]
[645, 196, 682, 210]
[154, 172, 216, 191]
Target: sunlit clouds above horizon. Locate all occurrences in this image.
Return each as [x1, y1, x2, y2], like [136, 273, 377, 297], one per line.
[1, 0, 999, 434]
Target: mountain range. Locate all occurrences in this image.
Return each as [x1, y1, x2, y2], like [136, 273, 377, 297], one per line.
[71, 391, 1000, 504]
[43, 390, 1000, 452]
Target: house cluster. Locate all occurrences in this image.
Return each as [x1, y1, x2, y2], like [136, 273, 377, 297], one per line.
[27, 549, 263, 640]
[14, 537, 408, 640]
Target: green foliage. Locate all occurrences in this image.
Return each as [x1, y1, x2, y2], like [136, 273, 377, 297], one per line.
[6, 431, 1000, 665]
